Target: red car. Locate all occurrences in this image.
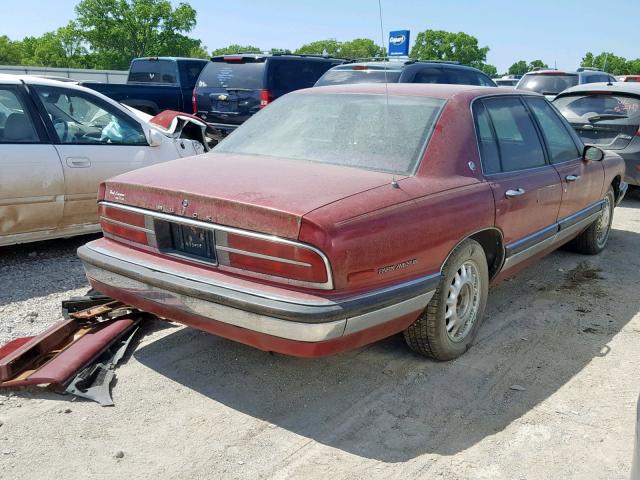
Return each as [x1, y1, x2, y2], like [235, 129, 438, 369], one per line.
[78, 84, 627, 360]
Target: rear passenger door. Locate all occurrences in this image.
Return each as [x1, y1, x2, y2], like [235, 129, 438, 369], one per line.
[474, 97, 562, 256]
[525, 97, 604, 220]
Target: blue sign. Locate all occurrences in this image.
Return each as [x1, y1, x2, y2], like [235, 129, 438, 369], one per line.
[389, 30, 410, 57]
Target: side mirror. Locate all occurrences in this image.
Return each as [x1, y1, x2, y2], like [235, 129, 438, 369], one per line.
[583, 145, 604, 162]
[146, 128, 164, 147]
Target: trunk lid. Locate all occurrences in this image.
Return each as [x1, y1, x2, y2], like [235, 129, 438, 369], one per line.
[101, 152, 396, 239]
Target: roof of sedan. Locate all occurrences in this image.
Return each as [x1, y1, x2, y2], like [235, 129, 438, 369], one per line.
[0, 73, 83, 88]
[557, 81, 640, 97]
[304, 82, 531, 101]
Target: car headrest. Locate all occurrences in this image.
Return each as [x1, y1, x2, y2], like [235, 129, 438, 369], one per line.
[4, 113, 36, 142]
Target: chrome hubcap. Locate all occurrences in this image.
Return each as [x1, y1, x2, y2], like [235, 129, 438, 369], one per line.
[596, 196, 612, 247]
[445, 261, 481, 341]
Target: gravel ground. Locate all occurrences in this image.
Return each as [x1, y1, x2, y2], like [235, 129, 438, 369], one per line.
[1, 200, 639, 480]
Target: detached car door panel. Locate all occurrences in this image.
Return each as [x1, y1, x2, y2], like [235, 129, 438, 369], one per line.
[0, 86, 64, 241]
[32, 85, 176, 228]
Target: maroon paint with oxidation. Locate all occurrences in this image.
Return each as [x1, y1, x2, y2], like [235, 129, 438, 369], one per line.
[78, 83, 627, 357]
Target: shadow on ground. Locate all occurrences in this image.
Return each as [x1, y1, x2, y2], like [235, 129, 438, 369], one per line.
[0, 234, 99, 305]
[133, 223, 640, 463]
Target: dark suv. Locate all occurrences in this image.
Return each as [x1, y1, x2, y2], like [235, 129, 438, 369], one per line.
[515, 67, 617, 100]
[314, 60, 497, 87]
[194, 54, 345, 136]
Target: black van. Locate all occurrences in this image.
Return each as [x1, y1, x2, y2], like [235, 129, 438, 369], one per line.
[194, 54, 345, 136]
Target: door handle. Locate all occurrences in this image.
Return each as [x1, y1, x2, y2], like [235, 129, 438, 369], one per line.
[505, 188, 526, 198]
[66, 157, 91, 168]
[566, 174, 580, 182]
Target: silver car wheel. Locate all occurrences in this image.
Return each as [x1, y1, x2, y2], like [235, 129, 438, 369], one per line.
[445, 260, 481, 342]
[596, 195, 612, 248]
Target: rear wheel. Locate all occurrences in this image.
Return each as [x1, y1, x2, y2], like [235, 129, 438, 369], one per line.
[571, 187, 615, 255]
[404, 239, 489, 361]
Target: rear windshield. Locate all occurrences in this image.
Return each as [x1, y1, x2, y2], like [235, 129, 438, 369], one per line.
[315, 69, 402, 86]
[128, 60, 178, 84]
[412, 67, 496, 87]
[215, 93, 445, 175]
[517, 74, 578, 95]
[554, 93, 640, 121]
[198, 61, 265, 89]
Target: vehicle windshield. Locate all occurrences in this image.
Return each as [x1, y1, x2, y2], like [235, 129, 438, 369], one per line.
[199, 61, 265, 89]
[214, 93, 445, 174]
[315, 69, 402, 86]
[554, 93, 640, 120]
[517, 74, 579, 94]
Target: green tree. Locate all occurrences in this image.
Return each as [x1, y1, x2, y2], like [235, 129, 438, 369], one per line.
[0, 35, 22, 65]
[508, 60, 528, 76]
[528, 59, 548, 70]
[410, 30, 489, 66]
[339, 38, 385, 59]
[75, 0, 203, 69]
[478, 63, 497, 78]
[294, 39, 341, 57]
[211, 44, 262, 56]
[581, 52, 629, 75]
[294, 38, 383, 59]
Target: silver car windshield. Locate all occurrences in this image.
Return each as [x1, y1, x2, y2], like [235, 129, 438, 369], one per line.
[214, 93, 445, 175]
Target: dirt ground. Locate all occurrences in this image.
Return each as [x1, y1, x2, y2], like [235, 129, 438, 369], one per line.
[1, 199, 639, 480]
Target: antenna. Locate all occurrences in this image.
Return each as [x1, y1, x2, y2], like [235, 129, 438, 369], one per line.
[377, 0, 397, 188]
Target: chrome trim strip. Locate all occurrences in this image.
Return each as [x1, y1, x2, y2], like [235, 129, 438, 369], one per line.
[100, 201, 334, 290]
[99, 216, 155, 234]
[343, 292, 433, 335]
[503, 210, 601, 269]
[215, 245, 312, 267]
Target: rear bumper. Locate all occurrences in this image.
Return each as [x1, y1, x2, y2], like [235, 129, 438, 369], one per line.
[78, 240, 437, 357]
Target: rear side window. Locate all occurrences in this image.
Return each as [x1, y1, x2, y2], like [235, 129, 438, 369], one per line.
[474, 97, 546, 173]
[526, 98, 580, 163]
[413, 67, 495, 86]
[179, 61, 207, 89]
[517, 74, 579, 95]
[128, 60, 178, 84]
[198, 61, 265, 89]
[268, 60, 337, 92]
[0, 88, 39, 143]
[315, 68, 402, 86]
[474, 102, 501, 174]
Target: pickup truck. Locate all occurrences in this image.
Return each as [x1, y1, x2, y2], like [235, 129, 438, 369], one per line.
[82, 57, 208, 115]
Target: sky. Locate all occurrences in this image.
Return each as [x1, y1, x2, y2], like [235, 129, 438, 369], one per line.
[2, 0, 639, 73]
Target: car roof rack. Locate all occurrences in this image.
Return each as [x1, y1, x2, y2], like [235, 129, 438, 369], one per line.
[211, 52, 347, 61]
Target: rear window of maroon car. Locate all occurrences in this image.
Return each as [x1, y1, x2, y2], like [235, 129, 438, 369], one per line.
[214, 93, 446, 175]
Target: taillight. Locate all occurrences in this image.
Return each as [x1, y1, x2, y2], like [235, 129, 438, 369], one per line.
[636, 126, 640, 136]
[98, 204, 149, 245]
[218, 232, 328, 284]
[259, 89, 272, 108]
[192, 88, 197, 114]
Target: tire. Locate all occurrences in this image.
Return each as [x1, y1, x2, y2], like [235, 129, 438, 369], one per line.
[404, 239, 489, 361]
[570, 187, 615, 255]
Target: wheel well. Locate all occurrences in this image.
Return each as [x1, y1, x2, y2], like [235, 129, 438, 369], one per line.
[469, 229, 505, 279]
[611, 175, 622, 201]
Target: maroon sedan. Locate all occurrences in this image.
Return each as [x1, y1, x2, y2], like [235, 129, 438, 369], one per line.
[78, 84, 627, 360]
